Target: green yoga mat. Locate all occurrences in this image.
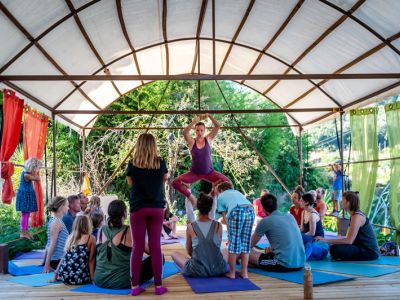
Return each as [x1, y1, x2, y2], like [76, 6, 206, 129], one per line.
[309, 260, 400, 277]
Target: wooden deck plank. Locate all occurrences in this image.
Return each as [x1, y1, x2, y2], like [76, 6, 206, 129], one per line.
[2, 230, 400, 300]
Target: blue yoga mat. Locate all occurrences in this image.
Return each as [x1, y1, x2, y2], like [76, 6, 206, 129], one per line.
[13, 250, 45, 260]
[71, 262, 179, 295]
[72, 284, 131, 295]
[141, 261, 179, 287]
[353, 256, 400, 266]
[8, 273, 60, 287]
[248, 267, 353, 285]
[8, 261, 44, 276]
[309, 260, 400, 277]
[184, 274, 261, 293]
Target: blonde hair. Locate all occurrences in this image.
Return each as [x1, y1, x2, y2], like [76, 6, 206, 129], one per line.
[132, 133, 161, 169]
[24, 157, 42, 173]
[65, 215, 92, 251]
[47, 196, 67, 213]
[89, 195, 101, 209]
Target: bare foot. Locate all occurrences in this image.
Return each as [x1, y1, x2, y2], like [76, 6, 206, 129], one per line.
[170, 234, 178, 239]
[163, 235, 171, 240]
[240, 271, 249, 279]
[225, 272, 236, 279]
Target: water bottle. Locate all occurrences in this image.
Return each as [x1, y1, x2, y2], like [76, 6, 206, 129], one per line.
[304, 264, 313, 299]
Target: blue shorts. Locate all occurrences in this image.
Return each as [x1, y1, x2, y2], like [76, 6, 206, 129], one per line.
[332, 189, 342, 201]
[227, 206, 255, 254]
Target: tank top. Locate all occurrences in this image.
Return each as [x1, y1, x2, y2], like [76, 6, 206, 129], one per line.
[191, 220, 221, 249]
[46, 217, 69, 261]
[184, 220, 226, 277]
[302, 211, 324, 237]
[352, 211, 379, 257]
[190, 138, 214, 174]
[316, 201, 325, 214]
[94, 225, 131, 289]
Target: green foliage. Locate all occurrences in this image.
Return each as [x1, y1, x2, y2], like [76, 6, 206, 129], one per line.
[0, 203, 46, 258]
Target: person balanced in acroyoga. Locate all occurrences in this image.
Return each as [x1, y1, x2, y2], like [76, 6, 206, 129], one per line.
[172, 113, 230, 222]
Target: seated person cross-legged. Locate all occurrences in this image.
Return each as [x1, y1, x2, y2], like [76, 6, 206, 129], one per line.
[316, 191, 379, 261]
[171, 192, 227, 277]
[249, 193, 305, 272]
[300, 193, 324, 245]
[94, 200, 155, 289]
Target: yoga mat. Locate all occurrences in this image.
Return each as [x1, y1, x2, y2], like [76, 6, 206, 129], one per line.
[161, 236, 184, 245]
[71, 262, 180, 295]
[184, 274, 261, 293]
[8, 261, 44, 276]
[352, 256, 400, 266]
[71, 284, 131, 295]
[13, 250, 45, 260]
[141, 262, 180, 287]
[8, 273, 60, 287]
[248, 267, 353, 285]
[309, 260, 400, 277]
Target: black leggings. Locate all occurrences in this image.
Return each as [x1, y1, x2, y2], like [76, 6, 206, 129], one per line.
[258, 252, 303, 272]
[330, 244, 379, 261]
[138, 255, 166, 285]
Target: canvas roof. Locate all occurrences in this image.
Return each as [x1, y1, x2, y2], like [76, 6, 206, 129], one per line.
[1, 0, 400, 134]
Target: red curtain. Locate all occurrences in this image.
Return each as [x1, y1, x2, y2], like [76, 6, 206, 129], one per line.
[23, 107, 48, 227]
[1, 89, 24, 204]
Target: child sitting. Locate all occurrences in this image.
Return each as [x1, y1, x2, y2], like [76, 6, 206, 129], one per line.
[162, 203, 179, 240]
[54, 215, 96, 285]
[90, 209, 104, 241]
[216, 182, 255, 279]
[85, 195, 102, 215]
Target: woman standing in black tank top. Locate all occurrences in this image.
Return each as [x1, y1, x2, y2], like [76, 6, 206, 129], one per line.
[316, 191, 379, 261]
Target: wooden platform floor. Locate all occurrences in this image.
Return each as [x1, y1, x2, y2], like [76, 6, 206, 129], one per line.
[2, 230, 400, 300]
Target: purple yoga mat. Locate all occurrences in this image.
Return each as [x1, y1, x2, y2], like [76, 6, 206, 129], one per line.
[160, 236, 184, 245]
[184, 274, 261, 293]
[13, 250, 45, 260]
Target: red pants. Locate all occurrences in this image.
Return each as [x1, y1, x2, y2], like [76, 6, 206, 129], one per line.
[171, 170, 229, 198]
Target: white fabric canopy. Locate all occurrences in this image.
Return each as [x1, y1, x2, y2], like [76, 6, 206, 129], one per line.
[1, 0, 400, 134]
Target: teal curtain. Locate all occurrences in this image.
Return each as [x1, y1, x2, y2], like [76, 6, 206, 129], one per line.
[385, 100, 400, 244]
[350, 107, 378, 216]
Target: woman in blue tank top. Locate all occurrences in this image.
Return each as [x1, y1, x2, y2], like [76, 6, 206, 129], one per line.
[316, 191, 379, 261]
[43, 196, 69, 272]
[300, 193, 324, 245]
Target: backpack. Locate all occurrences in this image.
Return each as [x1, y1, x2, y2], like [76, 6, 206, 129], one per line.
[380, 241, 399, 256]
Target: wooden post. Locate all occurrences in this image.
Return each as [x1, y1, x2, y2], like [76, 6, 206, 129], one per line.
[0, 244, 9, 274]
[82, 129, 86, 182]
[299, 127, 303, 186]
[52, 114, 57, 196]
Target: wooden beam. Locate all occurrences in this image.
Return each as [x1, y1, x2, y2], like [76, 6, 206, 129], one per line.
[0, 0, 100, 74]
[84, 124, 299, 130]
[191, 0, 208, 74]
[162, 0, 169, 75]
[263, 0, 365, 104]
[55, 108, 337, 115]
[116, 0, 144, 85]
[0, 1, 101, 110]
[214, 80, 291, 196]
[320, 0, 400, 57]
[240, 0, 304, 84]
[285, 31, 400, 109]
[218, 0, 256, 74]
[2, 73, 399, 81]
[65, 0, 122, 97]
[212, 0, 216, 75]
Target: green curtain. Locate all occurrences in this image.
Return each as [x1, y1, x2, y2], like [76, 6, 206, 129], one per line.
[385, 100, 400, 244]
[350, 107, 378, 216]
